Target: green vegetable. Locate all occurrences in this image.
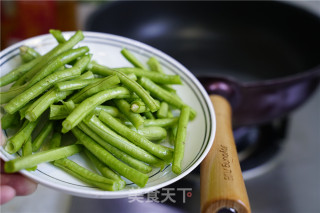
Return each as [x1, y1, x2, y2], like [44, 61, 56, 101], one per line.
[68, 74, 120, 103]
[4, 144, 82, 173]
[121, 48, 146, 69]
[4, 64, 82, 114]
[156, 102, 169, 118]
[172, 105, 190, 174]
[19, 46, 41, 63]
[26, 69, 95, 122]
[22, 137, 37, 171]
[90, 63, 160, 112]
[0, 57, 41, 88]
[5, 118, 41, 154]
[113, 99, 144, 128]
[17, 30, 84, 85]
[1, 112, 20, 129]
[32, 121, 54, 152]
[83, 115, 163, 166]
[79, 122, 154, 173]
[143, 111, 155, 120]
[114, 67, 182, 84]
[1, 31, 85, 100]
[131, 126, 167, 142]
[49, 29, 67, 43]
[48, 132, 62, 149]
[130, 100, 148, 113]
[49, 104, 120, 120]
[27, 46, 89, 87]
[55, 78, 100, 91]
[25, 88, 72, 122]
[72, 127, 148, 187]
[62, 87, 130, 133]
[143, 118, 179, 128]
[147, 57, 164, 73]
[84, 149, 125, 185]
[99, 111, 173, 162]
[1, 29, 197, 189]
[54, 158, 123, 191]
[138, 77, 196, 119]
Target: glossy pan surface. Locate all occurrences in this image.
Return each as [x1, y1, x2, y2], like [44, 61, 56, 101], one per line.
[86, 1, 320, 126]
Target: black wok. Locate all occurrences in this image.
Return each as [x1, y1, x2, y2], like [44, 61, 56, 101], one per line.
[86, 1, 320, 127]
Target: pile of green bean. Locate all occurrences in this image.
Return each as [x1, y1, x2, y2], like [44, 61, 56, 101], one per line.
[0, 30, 196, 190]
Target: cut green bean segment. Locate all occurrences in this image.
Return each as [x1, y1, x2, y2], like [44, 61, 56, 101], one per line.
[0, 84, 27, 105]
[77, 71, 95, 80]
[147, 57, 175, 92]
[84, 149, 125, 184]
[168, 125, 178, 145]
[4, 144, 82, 173]
[62, 87, 130, 133]
[79, 122, 154, 173]
[1, 112, 20, 129]
[68, 74, 120, 103]
[121, 48, 146, 69]
[94, 105, 119, 118]
[5, 118, 40, 154]
[143, 117, 179, 128]
[72, 127, 148, 187]
[27, 46, 89, 87]
[138, 77, 196, 119]
[10, 32, 81, 88]
[115, 67, 182, 85]
[22, 137, 37, 171]
[99, 111, 173, 162]
[5, 55, 91, 115]
[19, 102, 33, 120]
[115, 70, 160, 112]
[147, 57, 164, 73]
[0, 57, 42, 89]
[20, 46, 41, 63]
[48, 132, 62, 149]
[83, 115, 163, 166]
[49, 29, 67, 43]
[54, 162, 118, 191]
[59, 157, 123, 190]
[130, 100, 148, 113]
[32, 121, 54, 152]
[18, 30, 84, 85]
[55, 78, 100, 91]
[4, 65, 82, 114]
[160, 84, 177, 94]
[53, 158, 119, 188]
[50, 104, 120, 120]
[114, 99, 144, 128]
[90, 63, 159, 112]
[25, 88, 72, 122]
[172, 105, 190, 174]
[143, 111, 155, 120]
[22, 137, 32, 156]
[156, 102, 169, 118]
[28, 71, 96, 121]
[126, 73, 137, 81]
[131, 126, 167, 141]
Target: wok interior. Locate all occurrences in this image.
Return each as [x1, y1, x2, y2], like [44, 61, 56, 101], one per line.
[87, 1, 320, 83]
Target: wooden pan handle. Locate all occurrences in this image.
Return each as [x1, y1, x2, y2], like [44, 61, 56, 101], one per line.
[200, 95, 251, 213]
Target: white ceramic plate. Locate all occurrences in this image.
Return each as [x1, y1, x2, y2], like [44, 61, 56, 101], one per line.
[0, 32, 215, 199]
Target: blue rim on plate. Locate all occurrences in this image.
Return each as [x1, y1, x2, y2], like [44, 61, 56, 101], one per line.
[0, 32, 216, 198]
